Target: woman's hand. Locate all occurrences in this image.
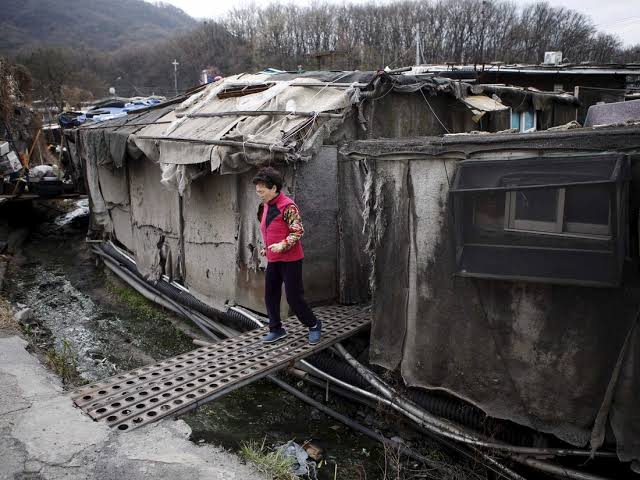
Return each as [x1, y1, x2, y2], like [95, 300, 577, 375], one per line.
[260, 248, 266, 256]
[268, 242, 286, 254]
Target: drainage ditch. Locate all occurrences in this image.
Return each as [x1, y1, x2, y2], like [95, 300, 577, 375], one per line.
[4, 199, 432, 479]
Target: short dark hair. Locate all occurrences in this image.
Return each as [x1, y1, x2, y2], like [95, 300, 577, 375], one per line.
[252, 167, 283, 192]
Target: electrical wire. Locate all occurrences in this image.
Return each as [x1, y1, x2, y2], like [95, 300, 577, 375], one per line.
[419, 88, 451, 134]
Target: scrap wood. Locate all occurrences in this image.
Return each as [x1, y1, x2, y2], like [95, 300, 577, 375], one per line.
[27, 128, 42, 166]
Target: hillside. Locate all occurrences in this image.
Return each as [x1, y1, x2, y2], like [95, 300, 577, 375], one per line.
[0, 0, 197, 53]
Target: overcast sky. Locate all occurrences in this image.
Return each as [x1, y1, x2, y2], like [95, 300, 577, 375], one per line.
[154, 0, 640, 46]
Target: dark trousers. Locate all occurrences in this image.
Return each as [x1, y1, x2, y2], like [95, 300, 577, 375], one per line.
[265, 260, 318, 331]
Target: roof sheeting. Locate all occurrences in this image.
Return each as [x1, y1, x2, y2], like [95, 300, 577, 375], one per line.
[130, 74, 356, 169]
[71, 70, 536, 189]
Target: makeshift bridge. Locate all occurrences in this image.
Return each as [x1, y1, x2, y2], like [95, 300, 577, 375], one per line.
[72, 304, 370, 432]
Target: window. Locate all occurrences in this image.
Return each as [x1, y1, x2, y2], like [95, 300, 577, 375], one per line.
[504, 185, 611, 238]
[511, 109, 536, 132]
[451, 154, 629, 287]
[473, 191, 505, 228]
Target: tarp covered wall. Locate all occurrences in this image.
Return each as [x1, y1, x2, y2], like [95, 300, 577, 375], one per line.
[128, 157, 181, 282]
[82, 149, 339, 312]
[339, 128, 640, 463]
[97, 163, 134, 252]
[182, 172, 239, 309]
[290, 146, 338, 303]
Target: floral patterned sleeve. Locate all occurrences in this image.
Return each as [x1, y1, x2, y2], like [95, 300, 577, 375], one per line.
[281, 204, 305, 251]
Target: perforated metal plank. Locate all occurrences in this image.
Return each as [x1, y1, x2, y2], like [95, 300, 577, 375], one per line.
[71, 305, 370, 432]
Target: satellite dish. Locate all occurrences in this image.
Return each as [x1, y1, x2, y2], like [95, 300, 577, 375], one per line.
[108, 87, 116, 95]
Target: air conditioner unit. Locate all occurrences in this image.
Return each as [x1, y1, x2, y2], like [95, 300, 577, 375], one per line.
[543, 51, 563, 65]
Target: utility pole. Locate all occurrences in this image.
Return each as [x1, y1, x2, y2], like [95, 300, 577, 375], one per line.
[415, 26, 421, 66]
[480, 1, 488, 67]
[172, 59, 179, 97]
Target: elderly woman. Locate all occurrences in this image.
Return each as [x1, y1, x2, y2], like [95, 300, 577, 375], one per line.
[253, 167, 321, 344]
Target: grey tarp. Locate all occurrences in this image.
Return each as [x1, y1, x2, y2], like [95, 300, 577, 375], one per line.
[129, 75, 356, 177]
[338, 131, 640, 462]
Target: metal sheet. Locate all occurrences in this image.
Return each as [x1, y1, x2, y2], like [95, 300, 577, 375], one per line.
[71, 305, 370, 432]
[461, 95, 509, 112]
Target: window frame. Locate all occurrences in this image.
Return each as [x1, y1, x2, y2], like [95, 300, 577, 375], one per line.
[449, 153, 629, 287]
[510, 108, 537, 132]
[502, 187, 612, 240]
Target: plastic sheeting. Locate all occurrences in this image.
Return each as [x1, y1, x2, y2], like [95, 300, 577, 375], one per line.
[277, 441, 318, 479]
[129, 75, 357, 177]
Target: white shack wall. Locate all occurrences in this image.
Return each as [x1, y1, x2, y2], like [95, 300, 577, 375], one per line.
[89, 152, 338, 315]
[182, 173, 238, 309]
[234, 150, 339, 314]
[128, 158, 181, 281]
[96, 164, 134, 252]
[235, 170, 269, 313]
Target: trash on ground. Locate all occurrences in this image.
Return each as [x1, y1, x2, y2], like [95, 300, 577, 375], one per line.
[277, 440, 318, 479]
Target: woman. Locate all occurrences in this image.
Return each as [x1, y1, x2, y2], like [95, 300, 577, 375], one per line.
[253, 167, 322, 344]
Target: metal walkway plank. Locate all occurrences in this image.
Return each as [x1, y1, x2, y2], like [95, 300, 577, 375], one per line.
[71, 305, 370, 432]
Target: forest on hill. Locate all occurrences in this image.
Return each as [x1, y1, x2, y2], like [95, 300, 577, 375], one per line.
[1, 0, 195, 53]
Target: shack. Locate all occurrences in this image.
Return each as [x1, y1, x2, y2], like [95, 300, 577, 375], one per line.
[339, 124, 640, 468]
[67, 70, 532, 313]
[68, 69, 640, 470]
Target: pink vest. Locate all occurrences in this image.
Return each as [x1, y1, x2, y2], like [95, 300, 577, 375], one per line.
[260, 192, 304, 263]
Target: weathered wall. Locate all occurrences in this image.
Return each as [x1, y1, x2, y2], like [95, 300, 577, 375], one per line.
[88, 147, 339, 314]
[291, 146, 338, 304]
[551, 102, 578, 127]
[338, 130, 640, 461]
[337, 158, 370, 304]
[368, 92, 476, 137]
[234, 151, 339, 313]
[128, 158, 181, 282]
[96, 164, 134, 252]
[234, 170, 269, 313]
[182, 173, 239, 309]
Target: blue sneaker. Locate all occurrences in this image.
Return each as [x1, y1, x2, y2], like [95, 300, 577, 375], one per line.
[308, 320, 322, 345]
[262, 328, 288, 343]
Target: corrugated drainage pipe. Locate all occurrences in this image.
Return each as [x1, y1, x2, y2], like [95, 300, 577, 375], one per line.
[302, 350, 544, 448]
[333, 344, 617, 465]
[99, 254, 222, 341]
